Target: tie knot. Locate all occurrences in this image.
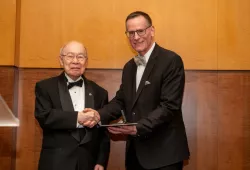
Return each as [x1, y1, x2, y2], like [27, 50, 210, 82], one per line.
[134, 56, 146, 66]
[68, 79, 83, 89]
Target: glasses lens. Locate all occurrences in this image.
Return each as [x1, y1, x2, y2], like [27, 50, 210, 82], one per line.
[126, 26, 151, 38]
[77, 54, 86, 61]
[65, 53, 74, 60]
[136, 29, 146, 36]
[125, 31, 133, 38]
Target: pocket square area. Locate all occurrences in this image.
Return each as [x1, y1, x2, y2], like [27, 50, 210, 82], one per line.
[145, 81, 151, 85]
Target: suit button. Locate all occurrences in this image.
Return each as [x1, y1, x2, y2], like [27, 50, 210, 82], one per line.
[133, 112, 135, 115]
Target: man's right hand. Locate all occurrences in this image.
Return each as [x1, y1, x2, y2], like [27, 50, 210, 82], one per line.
[77, 109, 100, 128]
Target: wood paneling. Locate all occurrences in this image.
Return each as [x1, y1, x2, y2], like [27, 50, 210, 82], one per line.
[0, 0, 16, 65]
[183, 72, 219, 170]
[17, 0, 218, 69]
[218, 0, 250, 70]
[155, 0, 218, 70]
[218, 72, 250, 170]
[0, 67, 15, 170]
[1, 0, 250, 69]
[1, 0, 250, 70]
[15, 69, 61, 170]
[0, 68, 249, 169]
[11, 68, 250, 170]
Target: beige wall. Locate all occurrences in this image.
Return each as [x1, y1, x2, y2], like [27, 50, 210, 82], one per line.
[0, 0, 16, 66]
[1, 0, 250, 69]
[217, 0, 250, 70]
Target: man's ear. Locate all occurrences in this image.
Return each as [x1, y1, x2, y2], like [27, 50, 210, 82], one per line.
[84, 59, 88, 68]
[59, 56, 64, 67]
[151, 26, 155, 37]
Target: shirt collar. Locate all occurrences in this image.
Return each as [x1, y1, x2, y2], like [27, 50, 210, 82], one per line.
[64, 73, 83, 83]
[138, 42, 155, 64]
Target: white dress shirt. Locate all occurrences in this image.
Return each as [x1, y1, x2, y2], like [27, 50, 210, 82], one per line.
[136, 42, 156, 90]
[65, 73, 85, 128]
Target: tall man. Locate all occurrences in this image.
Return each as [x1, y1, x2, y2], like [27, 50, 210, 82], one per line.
[85, 11, 190, 170]
[35, 41, 110, 170]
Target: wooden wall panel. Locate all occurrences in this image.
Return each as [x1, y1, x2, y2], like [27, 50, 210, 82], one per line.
[17, 0, 218, 69]
[0, 67, 15, 170]
[196, 73, 218, 170]
[0, 0, 16, 65]
[13, 68, 250, 170]
[155, 0, 218, 70]
[218, 0, 250, 70]
[182, 72, 199, 169]
[1, 0, 250, 70]
[183, 72, 218, 170]
[218, 72, 250, 170]
[15, 69, 61, 170]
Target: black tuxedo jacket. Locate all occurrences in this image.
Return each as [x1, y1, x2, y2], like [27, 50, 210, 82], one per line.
[35, 73, 110, 170]
[99, 44, 190, 169]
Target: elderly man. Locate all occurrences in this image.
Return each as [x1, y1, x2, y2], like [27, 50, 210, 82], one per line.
[34, 41, 110, 170]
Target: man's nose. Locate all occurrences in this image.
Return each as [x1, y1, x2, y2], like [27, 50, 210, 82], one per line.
[72, 56, 79, 63]
[133, 32, 140, 40]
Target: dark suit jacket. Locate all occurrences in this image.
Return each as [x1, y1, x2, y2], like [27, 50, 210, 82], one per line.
[99, 44, 190, 169]
[35, 73, 110, 170]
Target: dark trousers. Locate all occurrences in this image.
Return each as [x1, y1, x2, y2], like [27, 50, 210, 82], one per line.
[126, 144, 183, 170]
[76, 129, 86, 170]
[75, 163, 78, 170]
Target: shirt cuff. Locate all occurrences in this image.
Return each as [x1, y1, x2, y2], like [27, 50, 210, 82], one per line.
[77, 122, 84, 128]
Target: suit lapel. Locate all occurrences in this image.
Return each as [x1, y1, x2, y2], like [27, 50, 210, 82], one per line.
[58, 72, 80, 142]
[58, 73, 74, 111]
[80, 76, 94, 144]
[131, 62, 137, 102]
[131, 45, 158, 109]
[83, 76, 94, 109]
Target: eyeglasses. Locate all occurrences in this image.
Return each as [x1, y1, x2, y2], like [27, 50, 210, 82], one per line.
[125, 25, 152, 38]
[61, 52, 87, 62]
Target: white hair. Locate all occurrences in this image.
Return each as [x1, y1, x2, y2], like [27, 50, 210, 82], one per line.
[59, 41, 87, 56]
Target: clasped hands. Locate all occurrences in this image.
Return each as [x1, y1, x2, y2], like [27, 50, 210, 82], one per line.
[78, 108, 137, 135]
[77, 108, 100, 128]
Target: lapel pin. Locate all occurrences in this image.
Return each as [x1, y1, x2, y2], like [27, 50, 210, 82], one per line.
[89, 93, 92, 96]
[145, 81, 151, 85]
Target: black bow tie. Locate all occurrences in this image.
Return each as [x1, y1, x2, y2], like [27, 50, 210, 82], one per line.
[67, 79, 83, 89]
[134, 55, 146, 66]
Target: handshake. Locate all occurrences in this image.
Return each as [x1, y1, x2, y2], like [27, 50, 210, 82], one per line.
[77, 108, 100, 128]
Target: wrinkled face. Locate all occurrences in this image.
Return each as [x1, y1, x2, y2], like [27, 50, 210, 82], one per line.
[126, 16, 155, 56]
[59, 42, 88, 80]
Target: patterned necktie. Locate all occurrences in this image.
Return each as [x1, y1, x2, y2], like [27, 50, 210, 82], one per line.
[67, 79, 83, 89]
[134, 55, 146, 66]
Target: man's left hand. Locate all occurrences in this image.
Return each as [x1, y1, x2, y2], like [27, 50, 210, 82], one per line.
[108, 125, 137, 135]
[94, 164, 104, 170]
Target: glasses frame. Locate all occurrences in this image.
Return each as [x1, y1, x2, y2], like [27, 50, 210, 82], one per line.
[125, 25, 152, 38]
[61, 52, 87, 62]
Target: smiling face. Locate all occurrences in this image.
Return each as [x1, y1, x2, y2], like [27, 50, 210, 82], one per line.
[126, 15, 155, 56]
[59, 41, 88, 80]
